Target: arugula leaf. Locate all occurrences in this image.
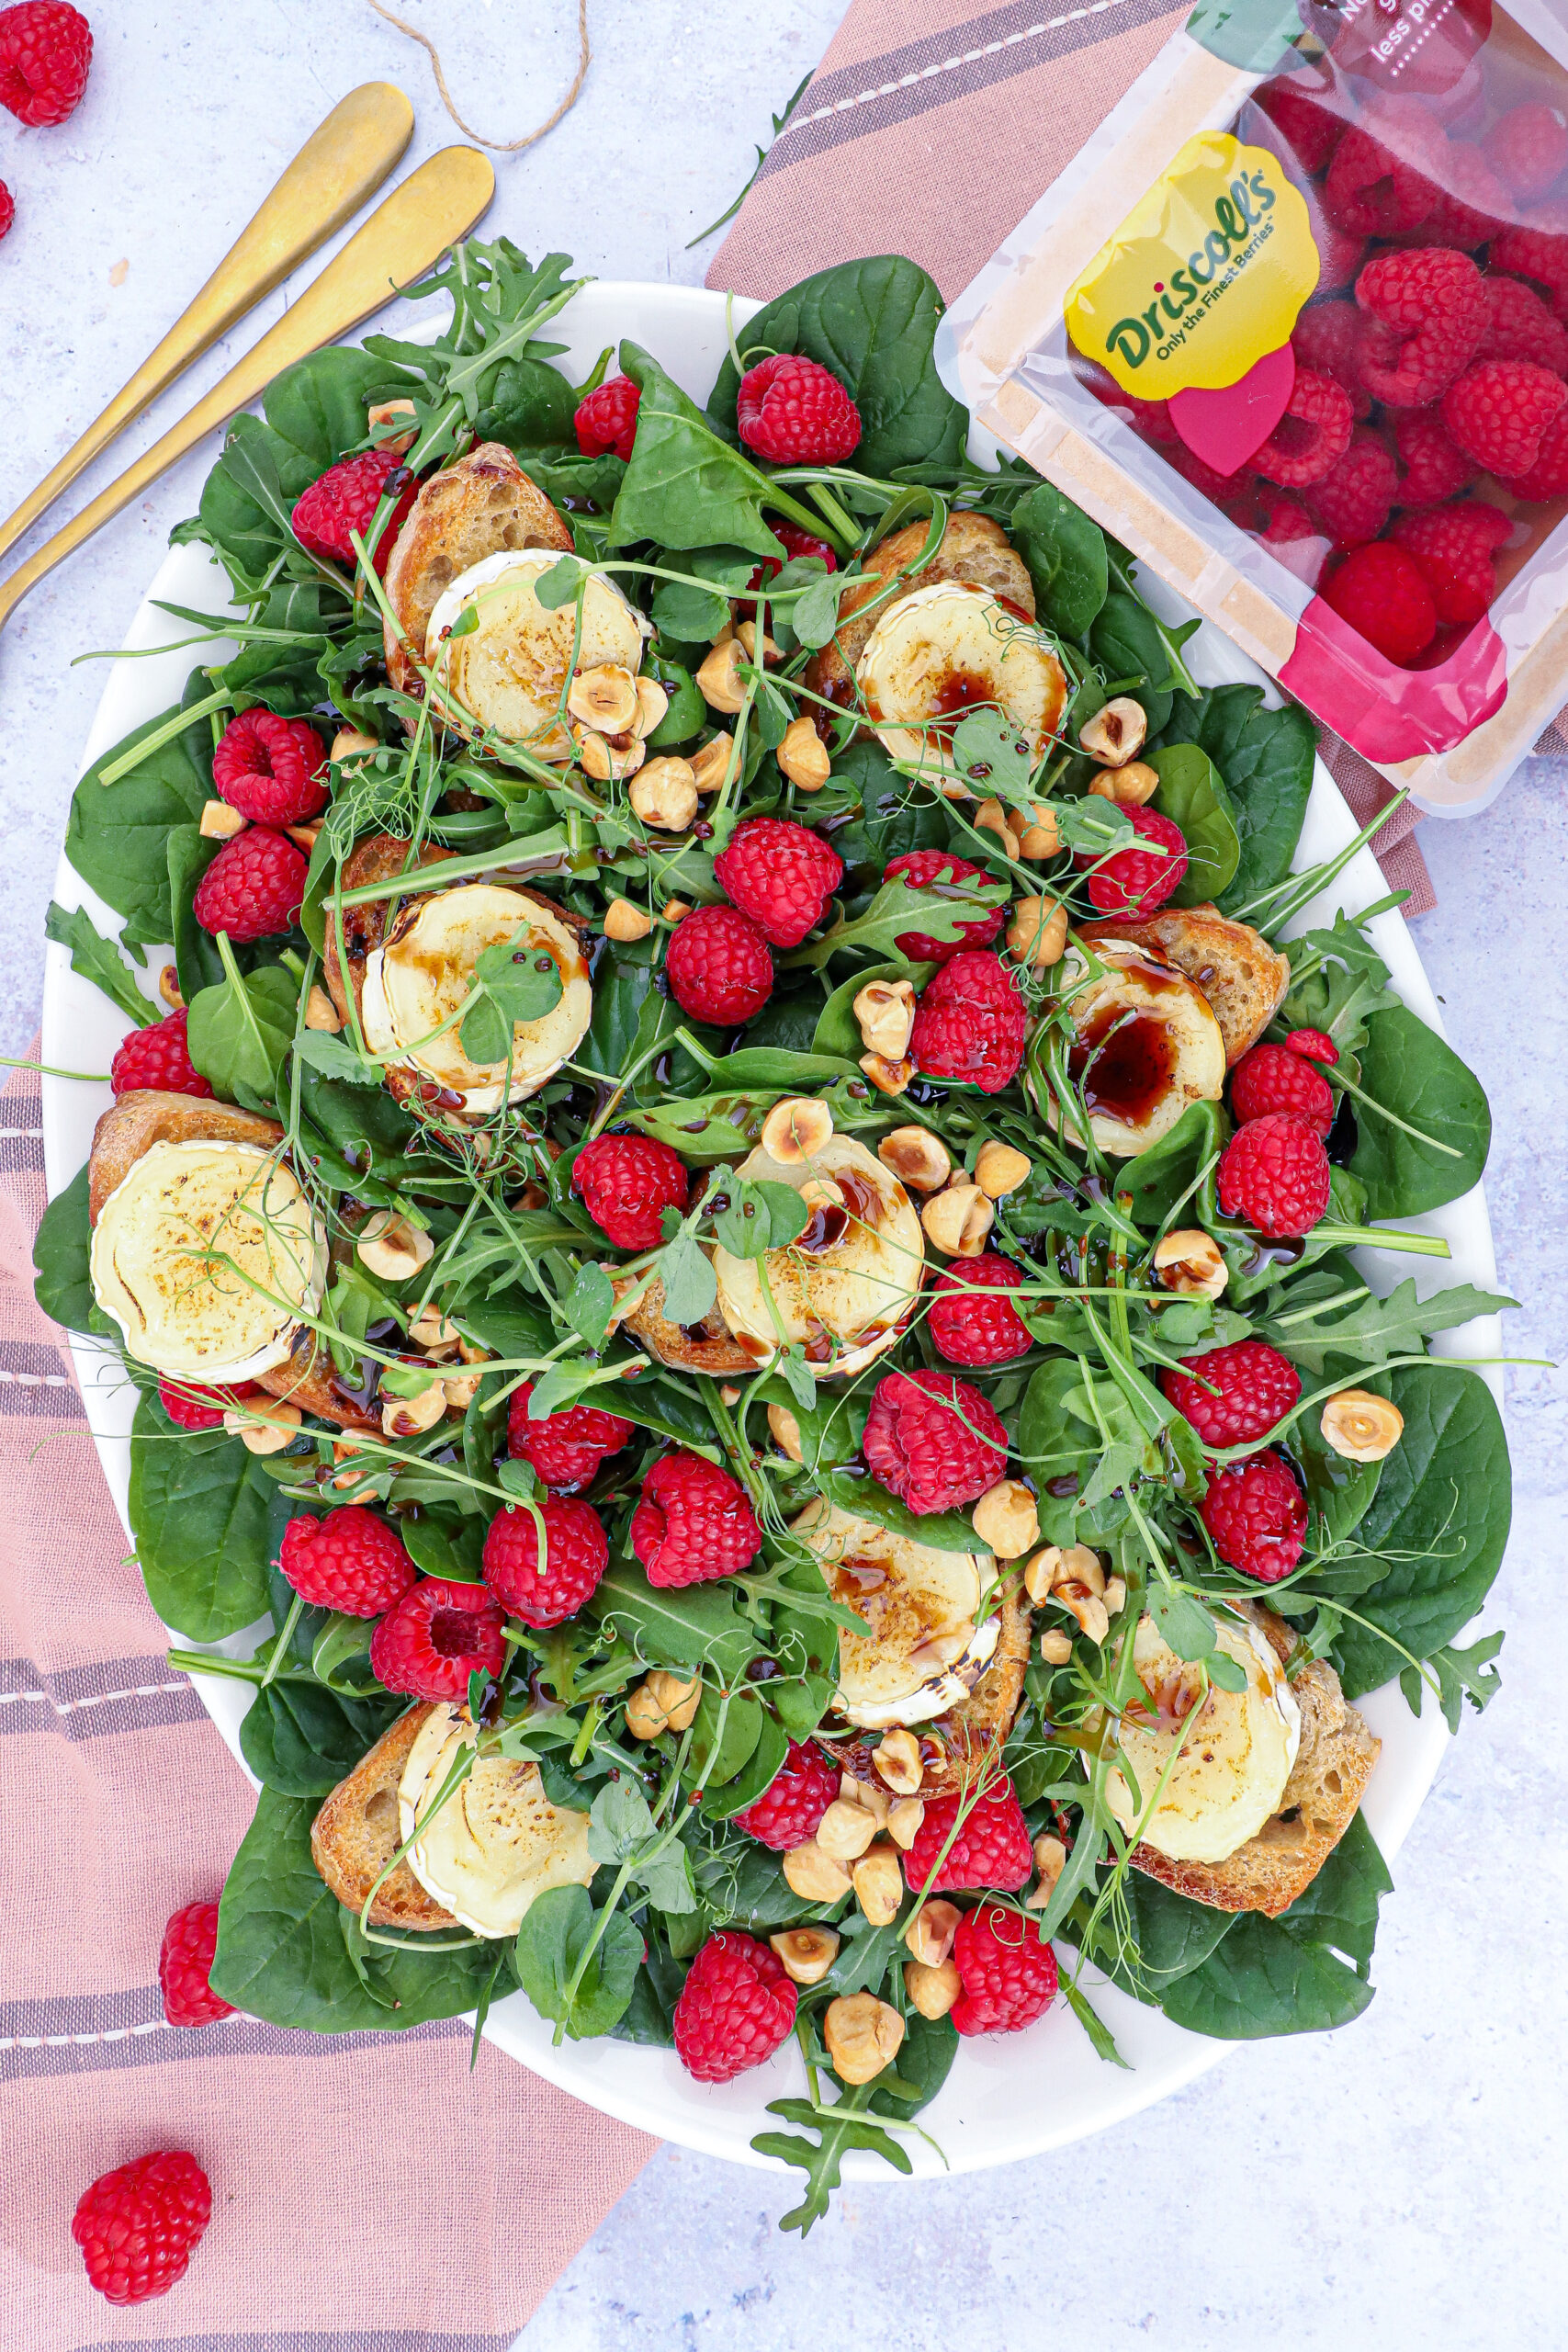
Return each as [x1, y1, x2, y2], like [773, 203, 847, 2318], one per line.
[33, 1163, 95, 1334]
[592, 1560, 761, 1681]
[1263, 1276, 1513, 1375]
[609, 344, 784, 560]
[45, 901, 154, 1027]
[512, 1884, 644, 2040]
[783, 874, 1008, 970]
[1278, 913, 1400, 1057]
[1400, 1629, 1504, 1732]
[754, 2090, 914, 2236]
[292, 1027, 380, 1085]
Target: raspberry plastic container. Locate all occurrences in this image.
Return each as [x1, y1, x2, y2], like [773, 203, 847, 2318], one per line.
[939, 0, 1568, 813]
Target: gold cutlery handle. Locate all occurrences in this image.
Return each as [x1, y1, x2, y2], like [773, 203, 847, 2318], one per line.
[0, 83, 415, 568]
[0, 145, 494, 638]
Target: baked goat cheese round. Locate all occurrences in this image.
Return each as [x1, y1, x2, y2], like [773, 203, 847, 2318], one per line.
[397, 1702, 594, 1938]
[90, 1139, 325, 1379]
[1053, 940, 1226, 1156]
[1106, 1613, 1302, 1865]
[360, 881, 592, 1113]
[854, 579, 1068, 783]
[426, 549, 649, 752]
[791, 1497, 998, 1731]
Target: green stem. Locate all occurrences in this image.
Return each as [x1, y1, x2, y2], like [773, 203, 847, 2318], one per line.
[1314, 1222, 1450, 1259]
[1330, 1068, 1463, 1159]
[98, 687, 232, 786]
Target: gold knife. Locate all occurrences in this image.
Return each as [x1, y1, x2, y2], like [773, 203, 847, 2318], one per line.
[0, 82, 415, 568]
[0, 144, 495, 638]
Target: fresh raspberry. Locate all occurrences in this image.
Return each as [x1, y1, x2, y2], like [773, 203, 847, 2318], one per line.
[506, 1384, 632, 1490]
[1440, 358, 1568, 478]
[951, 1900, 1059, 2035]
[1422, 142, 1510, 248]
[156, 1374, 257, 1431]
[1354, 248, 1486, 406]
[1168, 441, 1242, 507]
[368, 1576, 507, 1702]
[1321, 542, 1437, 663]
[1230, 1039, 1336, 1136]
[909, 949, 1028, 1093]
[0, 180, 13, 241]
[665, 902, 773, 1025]
[73, 2150, 211, 2304]
[1252, 491, 1327, 585]
[279, 1506, 418, 1618]
[1393, 407, 1478, 505]
[1254, 63, 1344, 174]
[1391, 501, 1513, 627]
[1285, 1027, 1337, 1064]
[483, 1495, 608, 1629]
[1323, 99, 1443, 238]
[1501, 402, 1568, 500]
[570, 1132, 689, 1250]
[0, 1, 91, 126]
[290, 446, 417, 576]
[863, 1366, 1008, 1515]
[1250, 370, 1354, 489]
[735, 353, 862, 466]
[630, 1450, 761, 1586]
[928, 1252, 1033, 1367]
[713, 815, 842, 948]
[1483, 102, 1568, 203]
[1161, 1339, 1302, 1450]
[1304, 428, 1399, 548]
[573, 375, 639, 460]
[1217, 1113, 1332, 1237]
[1076, 805, 1189, 919]
[885, 849, 1004, 964]
[733, 1739, 838, 1849]
[741, 521, 838, 612]
[1475, 275, 1568, 377]
[109, 1008, 212, 1100]
[1489, 210, 1568, 304]
[210, 710, 328, 827]
[1313, 220, 1368, 296]
[1292, 302, 1371, 421]
[1200, 1449, 1308, 1582]
[158, 1901, 234, 2029]
[192, 827, 308, 942]
[672, 1929, 796, 2083]
[903, 1776, 1032, 1894]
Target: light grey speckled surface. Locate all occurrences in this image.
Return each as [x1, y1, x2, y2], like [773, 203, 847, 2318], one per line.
[1, 6, 1563, 2346]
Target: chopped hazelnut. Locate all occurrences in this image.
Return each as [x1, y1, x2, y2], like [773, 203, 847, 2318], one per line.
[157, 964, 184, 1011]
[225, 1399, 301, 1454]
[1039, 1628, 1073, 1664]
[199, 798, 246, 840]
[688, 733, 735, 794]
[304, 986, 342, 1034]
[1321, 1389, 1404, 1462]
[920, 1182, 993, 1258]
[1018, 801, 1062, 858]
[1007, 895, 1068, 967]
[904, 1958, 961, 2018]
[1079, 696, 1148, 765]
[824, 1992, 905, 2085]
[380, 1379, 446, 1440]
[630, 756, 699, 831]
[886, 1796, 925, 1849]
[696, 639, 748, 713]
[852, 1845, 903, 1927]
[974, 1140, 1031, 1198]
[1153, 1228, 1228, 1300]
[859, 1052, 914, 1095]
[872, 1727, 923, 1796]
[356, 1210, 434, 1282]
[852, 977, 917, 1061]
[630, 677, 670, 740]
[972, 1478, 1040, 1559]
[816, 1797, 880, 1861]
[767, 1403, 804, 1463]
[877, 1126, 951, 1193]
[777, 714, 831, 791]
[770, 1927, 840, 1985]
[975, 797, 1021, 859]
[904, 1898, 962, 1968]
[567, 663, 639, 733]
[604, 897, 653, 943]
[782, 1841, 852, 1902]
[760, 1097, 833, 1162]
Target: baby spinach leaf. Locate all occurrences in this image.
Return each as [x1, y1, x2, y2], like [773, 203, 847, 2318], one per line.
[1272, 1810, 1391, 1972]
[1277, 913, 1399, 1057]
[1399, 1629, 1504, 1732]
[1298, 1409, 1382, 1550]
[1148, 743, 1239, 905]
[1155, 684, 1314, 914]
[706, 254, 965, 476]
[195, 346, 392, 593]
[129, 1390, 293, 1640]
[186, 957, 299, 1104]
[238, 1678, 400, 1797]
[64, 674, 214, 944]
[1348, 1005, 1491, 1216]
[592, 1560, 761, 1681]
[44, 901, 154, 1027]
[165, 825, 227, 1001]
[1156, 1910, 1375, 2037]
[1089, 593, 1177, 736]
[688, 1686, 764, 1786]
[1008, 481, 1108, 639]
[869, 2009, 958, 2119]
[1126, 1871, 1238, 1988]
[33, 1164, 95, 1333]
[818, 1467, 980, 1557]
[511, 1883, 643, 2041]
[645, 652, 705, 746]
[609, 344, 783, 560]
[1119, 1098, 1224, 1224]
[701, 1708, 790, 1821]
[400, 1507, 487, 1581]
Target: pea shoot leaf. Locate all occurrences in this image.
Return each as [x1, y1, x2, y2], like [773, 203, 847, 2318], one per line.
[459, 931, 565, 1066]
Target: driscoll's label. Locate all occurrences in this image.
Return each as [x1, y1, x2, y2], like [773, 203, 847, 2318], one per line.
[1066, 132, 1320, 399]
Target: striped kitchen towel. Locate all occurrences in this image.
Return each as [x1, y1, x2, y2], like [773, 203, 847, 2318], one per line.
[708, 0, 1450, 914]
[0, 1061, 654, 2351]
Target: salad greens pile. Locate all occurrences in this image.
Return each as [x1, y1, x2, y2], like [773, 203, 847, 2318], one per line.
[34, 238, 1513, 2233]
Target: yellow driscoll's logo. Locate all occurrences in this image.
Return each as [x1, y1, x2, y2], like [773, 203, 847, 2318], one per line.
[1066, 132, 1320, 400]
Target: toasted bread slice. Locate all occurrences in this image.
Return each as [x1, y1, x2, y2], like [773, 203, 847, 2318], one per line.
[311, 1703, 457, 1931]
[1077, 906, 1290, 1067]
[805, 511, 1035, 705]
[86, 1091, 283, 1226]
[320, 831, 454, 1036]
[1130, 1614, 1380, 1917]
[835, 1575, 1032, 1801]
[382, 445, 574, 693]
[252, 1336, 380, 1435]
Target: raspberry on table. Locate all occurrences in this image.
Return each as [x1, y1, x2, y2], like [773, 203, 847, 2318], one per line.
[192, 827, 308, 942]
[156, 1374, 257, 1431]
[1217, 1113, 1332, 1238]
[72, 2150, 211, 2304]
[1076, 804, 1189, 919]
[0, 1, 92, 126]
[570, 1132, 689, 1250]
[1161, 1339, 1302, 1451]
[290, 446, 417, 576]
[159, 1901, 234, 2029]
[1498, 403, 1568, 502]
[483, 1495, 608, 1629]
[910, 949, 1027, 1093]
[863, 1366, 1008, 1515]
[0, 180, 14, 241]
[903, 1777, 1033, 1895]
[1353, 247, 1487, 407]
[733, 1739, 839, 1849]
[672, 1929, 797, 2083]
[574, 375, 640, 460]
[1201, 1449, 1308, 1581]
[951, 1900, 1059, 2035]
[1475, 275, 1568, 379]
[1230, 1038, 1336, 1136]
[665, 902, 773, 1025]
[109, 1008, 212, 1101]
[1304, 428, 1399, 549]
[368, 1576, 506, 1702]
[1440, 358, 1568, 481]
[1291, 302, 1371, 421]
[1321, 541, 1437, 664]
[1483, 101, 1568, 203]
[211, 710, 328, 828]
[279, 1506, 418, 1618]
[736, 353, 862, 466]
[507, 1383, 632, 1489]
[885, 849, 1004, 964]
[1250, 369, 1355, 489]
[713, 815, 843, 948]
[1393, 408, 1478, 507]
[630, 1450, 761, 1586]
[1391, 501, 1513, 628]
[928, 1252, 1034, 1367]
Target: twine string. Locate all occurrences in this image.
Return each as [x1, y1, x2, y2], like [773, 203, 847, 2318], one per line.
[365, 0, 591, 153]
